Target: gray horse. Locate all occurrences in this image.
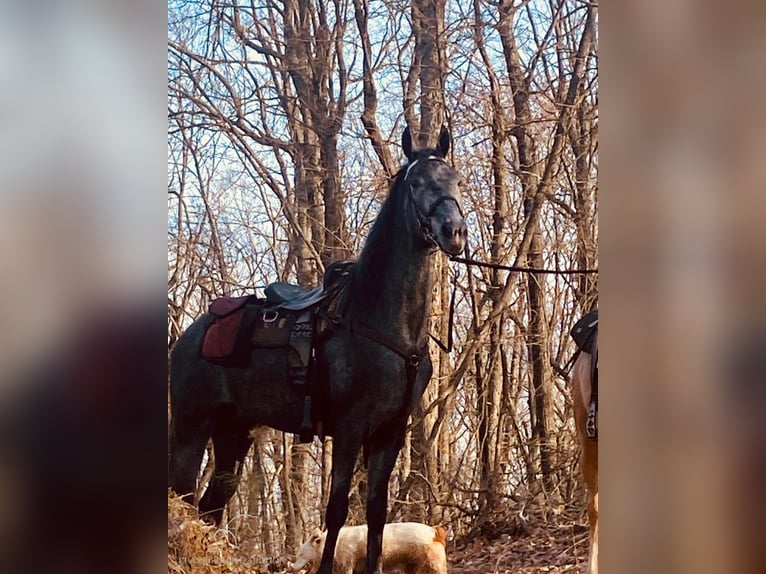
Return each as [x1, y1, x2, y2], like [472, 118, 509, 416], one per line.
[168, 126, 467, 574]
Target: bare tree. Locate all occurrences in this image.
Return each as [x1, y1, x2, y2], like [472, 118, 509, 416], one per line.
[168, 0, 598, 561]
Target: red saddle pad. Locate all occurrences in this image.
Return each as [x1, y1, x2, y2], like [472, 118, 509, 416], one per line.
[201, 295, 257, 360]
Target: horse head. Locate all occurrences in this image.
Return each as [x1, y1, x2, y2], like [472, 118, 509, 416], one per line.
[401, 125, 467, 256]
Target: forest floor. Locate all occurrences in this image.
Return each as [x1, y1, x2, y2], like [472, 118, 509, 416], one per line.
[169, 493, 590, 574]
[448, 522, 589, 574]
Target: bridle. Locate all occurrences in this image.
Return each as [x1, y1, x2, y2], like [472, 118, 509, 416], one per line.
[404, 155, 464, 250]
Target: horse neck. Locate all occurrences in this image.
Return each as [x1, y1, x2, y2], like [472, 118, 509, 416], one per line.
[351, 198, 434, 344]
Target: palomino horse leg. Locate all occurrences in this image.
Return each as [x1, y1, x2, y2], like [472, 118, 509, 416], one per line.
[316, 430, 364, 574]
[589, 492, 598, 574]
[168, 414, 214, 506]
[583, 439, 598, 574]
[198, 416, 253, 525]
[364, 434, 405, 574]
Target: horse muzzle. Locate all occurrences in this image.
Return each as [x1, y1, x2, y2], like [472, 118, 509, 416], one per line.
[435, 216, 467, 256]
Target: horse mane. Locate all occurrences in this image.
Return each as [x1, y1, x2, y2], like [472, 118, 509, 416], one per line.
[356, 149, 443, 267]
[357, 167, 405, 254]
[352, 149, 444, 301]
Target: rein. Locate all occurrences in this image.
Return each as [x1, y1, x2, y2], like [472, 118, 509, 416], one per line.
[429, 267, 459, 354]
[450, 255, 598, 275]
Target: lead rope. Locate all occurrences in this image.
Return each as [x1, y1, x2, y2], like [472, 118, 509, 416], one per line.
[429, 265, 459, 354]
[450, 255, 598, 275]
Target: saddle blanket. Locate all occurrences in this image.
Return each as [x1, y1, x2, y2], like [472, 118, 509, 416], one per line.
[199, 295, 312, 382]
[200, 295, 259, 361]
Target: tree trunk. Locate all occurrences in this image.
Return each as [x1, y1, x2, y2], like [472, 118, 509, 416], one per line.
[406, 0, 449, 524]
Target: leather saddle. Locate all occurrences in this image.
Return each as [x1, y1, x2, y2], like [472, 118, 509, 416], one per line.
[264, 260, 355, 311]
[571, 307, 599, 439]
[200, 261, 354, 444]
[571, 308, 598, 354]
[264, 283, 326, 311]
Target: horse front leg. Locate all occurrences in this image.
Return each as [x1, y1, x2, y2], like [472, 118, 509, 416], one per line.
[317, 430, 363, 574]
[588, 492, 598, 574]
[364, 431, 405, 574]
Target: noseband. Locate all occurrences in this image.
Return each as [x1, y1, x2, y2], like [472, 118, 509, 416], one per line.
[404, 156, 463, 249]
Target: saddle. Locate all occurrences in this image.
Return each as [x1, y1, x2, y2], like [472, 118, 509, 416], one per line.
[571, 308, 598, 440]
[264, 259, 354, 309]
[264, 283, 326, 310]
[571, 309, 598, 354]
[199, 261, 354, 442]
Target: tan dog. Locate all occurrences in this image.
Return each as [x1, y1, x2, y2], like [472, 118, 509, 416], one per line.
[290, 522, 448, 574]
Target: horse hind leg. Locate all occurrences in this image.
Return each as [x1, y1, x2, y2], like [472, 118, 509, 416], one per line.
[198, 415, 253, 525]
[168, 413, 214, 506]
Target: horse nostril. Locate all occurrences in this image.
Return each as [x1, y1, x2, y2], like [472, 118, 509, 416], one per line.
[442, 220, 466, 241]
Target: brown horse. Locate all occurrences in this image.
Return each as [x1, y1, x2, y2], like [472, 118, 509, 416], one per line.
[571, 329, 598, 573]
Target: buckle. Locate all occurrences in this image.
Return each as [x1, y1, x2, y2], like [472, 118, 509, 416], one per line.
[409, 354, 420, 367]
[262, 310, 279, 323]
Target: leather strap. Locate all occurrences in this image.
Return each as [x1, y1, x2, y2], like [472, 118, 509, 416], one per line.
[315, 306, 428, 368]
[347, 322, 428, 367]
[429, 268, 459, 354]
[586, 329, 598, 440]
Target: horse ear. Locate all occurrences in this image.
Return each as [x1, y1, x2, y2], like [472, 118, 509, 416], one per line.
[437, 125, 451, 157]
[402, 126, 414, 161]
